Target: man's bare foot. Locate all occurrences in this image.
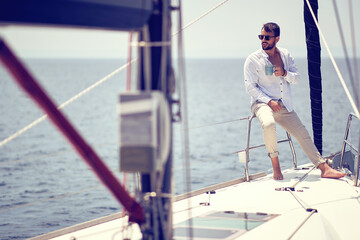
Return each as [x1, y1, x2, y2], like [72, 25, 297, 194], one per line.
[319, 163, 346, 179]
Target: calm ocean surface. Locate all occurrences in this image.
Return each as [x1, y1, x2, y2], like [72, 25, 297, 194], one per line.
[0, 58, 358, 239]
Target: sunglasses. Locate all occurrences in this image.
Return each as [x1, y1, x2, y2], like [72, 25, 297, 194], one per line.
[258, 35, 276, 41]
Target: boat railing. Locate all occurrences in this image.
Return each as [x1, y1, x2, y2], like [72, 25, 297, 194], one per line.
[236, 114, 297, 181]
[339, 113, 360, 186]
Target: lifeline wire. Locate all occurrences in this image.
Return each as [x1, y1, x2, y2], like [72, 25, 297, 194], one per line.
[305, 0, 360, 119]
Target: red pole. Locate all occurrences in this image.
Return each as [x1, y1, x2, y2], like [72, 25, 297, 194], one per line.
[0, 38, 145, 224]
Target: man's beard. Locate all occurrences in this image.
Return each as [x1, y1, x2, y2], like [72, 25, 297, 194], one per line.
[262, 41, 275, 50]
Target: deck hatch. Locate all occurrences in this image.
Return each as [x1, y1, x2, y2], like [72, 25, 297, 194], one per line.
[174, 227, 239, 239]
[174, 211, 279, 239]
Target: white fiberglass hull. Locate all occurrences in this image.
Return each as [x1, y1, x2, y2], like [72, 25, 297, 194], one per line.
[30, 164, 360, 240]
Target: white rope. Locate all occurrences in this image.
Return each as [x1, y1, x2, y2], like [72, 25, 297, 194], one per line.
[172, 0, 229, 36]
[57, 59, 135, 109]
[0, 60, 134, 148]
[0, 115, 48, 148]
[287, 209, 317, 240]
[305, 0, 360, 119]
[285, 167, 318, 239]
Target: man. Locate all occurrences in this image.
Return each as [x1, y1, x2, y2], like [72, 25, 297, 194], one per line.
[244, 22, 346, 180]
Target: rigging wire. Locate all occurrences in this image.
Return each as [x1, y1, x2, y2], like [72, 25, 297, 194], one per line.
[175, 2, 231, 239]
[331, 0, 360, 182]
[306, 0, 360, 119]
[348, 0, 359, 103]
[331, 0, 359, 108]
[172, 0, 229, 36]
[176, 0, 193, 239]
[304, 0, 360, 120]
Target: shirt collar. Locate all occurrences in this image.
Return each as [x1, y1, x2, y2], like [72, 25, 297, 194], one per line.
[260, 48, 269, 58]
[260, 47, 283, 59]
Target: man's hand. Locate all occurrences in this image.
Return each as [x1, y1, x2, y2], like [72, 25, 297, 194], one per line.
[268, 100, 282, 112]
[274, 65, 286, 77]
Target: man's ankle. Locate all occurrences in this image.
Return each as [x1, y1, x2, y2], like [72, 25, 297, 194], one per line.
[317, 162, 327, 172]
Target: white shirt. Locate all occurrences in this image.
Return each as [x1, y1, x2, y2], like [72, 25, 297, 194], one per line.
[244, 47, 300, 112]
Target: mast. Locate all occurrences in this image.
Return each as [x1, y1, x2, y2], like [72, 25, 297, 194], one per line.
[304, 0, 323, 154]
[137, 0, 174, 239]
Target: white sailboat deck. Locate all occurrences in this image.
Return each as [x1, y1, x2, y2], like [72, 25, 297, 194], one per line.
[173, 164, 360, 240]
[34, 163, 360, 240]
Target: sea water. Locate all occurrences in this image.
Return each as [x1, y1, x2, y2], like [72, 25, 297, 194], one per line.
[0, 58, 358, 239]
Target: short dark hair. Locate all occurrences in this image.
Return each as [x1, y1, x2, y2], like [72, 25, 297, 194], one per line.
[262, 22, 280, 37]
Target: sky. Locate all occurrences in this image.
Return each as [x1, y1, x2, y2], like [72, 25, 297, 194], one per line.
[0, 0, 359, 59]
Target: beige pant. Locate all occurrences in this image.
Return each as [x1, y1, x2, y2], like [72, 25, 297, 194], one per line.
[251, 101, 325, 167]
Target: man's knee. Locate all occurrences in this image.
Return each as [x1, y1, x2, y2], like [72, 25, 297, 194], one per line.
[262, 120, 276, 131]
